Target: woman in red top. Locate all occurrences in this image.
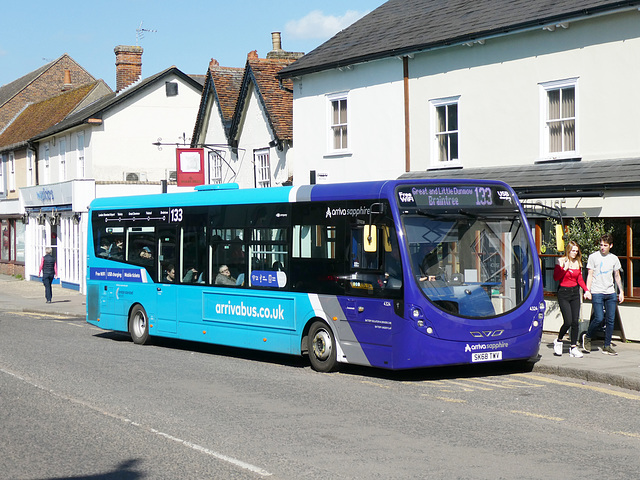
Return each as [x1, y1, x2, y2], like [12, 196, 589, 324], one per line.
[553, 241, 591, 357]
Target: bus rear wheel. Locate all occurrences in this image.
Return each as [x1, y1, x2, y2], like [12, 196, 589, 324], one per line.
[129, 304, 150, 345]
[308, 321, 338, 372]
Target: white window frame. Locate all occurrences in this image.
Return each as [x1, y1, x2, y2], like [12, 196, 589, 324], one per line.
[326, 92, 349, 155]
[0, 154, 5, 195]
[59, 137, 66, 180]
[43, 143, 50, 184]
[27, 149, 34, 187]
[254, 148, 271, 188]
[208, 150, 222, 184]
[429, 96, 461, 167]
[8, 152, 15, 191]
[539, 78, 579, 161]
[77, 132, 85, 178]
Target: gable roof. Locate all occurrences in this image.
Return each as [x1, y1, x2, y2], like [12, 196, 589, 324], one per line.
[0, 53, 95, 108]
[31, 66, 202, 141]
[191, 63, 244, 144]
[279, 0, 640, 78]
[230, 57, 295, 143]
[0, 82, 105, 152]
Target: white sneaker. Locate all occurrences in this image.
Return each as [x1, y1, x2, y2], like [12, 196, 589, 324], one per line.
[553, 338, 563, 356]
[570, 347, 584, 358]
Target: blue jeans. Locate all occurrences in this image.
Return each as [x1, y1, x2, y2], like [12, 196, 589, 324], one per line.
[587, 292, 617, 347]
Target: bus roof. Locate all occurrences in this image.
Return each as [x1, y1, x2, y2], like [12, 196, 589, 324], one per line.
[89, 178, 514, 211]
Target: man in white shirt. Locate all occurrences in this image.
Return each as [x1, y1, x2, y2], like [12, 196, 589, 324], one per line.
[582, 234, 624, 355]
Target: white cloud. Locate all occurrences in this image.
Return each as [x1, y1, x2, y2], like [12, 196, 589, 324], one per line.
[285, 10, 368, 40]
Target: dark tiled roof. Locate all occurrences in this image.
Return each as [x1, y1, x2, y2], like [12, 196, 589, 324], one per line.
[191, 64, 244, 145]
[31, 66, 202, 141]
[279, 0, 640, 78]
[211, 66, 244, 124]
[231, 58, 295, 142]
[399, 158, 640, 195]
[0, 82, 101, 151]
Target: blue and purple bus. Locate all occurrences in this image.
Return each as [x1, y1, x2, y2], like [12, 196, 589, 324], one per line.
[86, 179, 544, 371]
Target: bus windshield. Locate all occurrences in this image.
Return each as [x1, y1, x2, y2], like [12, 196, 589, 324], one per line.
[403, 212, 534, 318]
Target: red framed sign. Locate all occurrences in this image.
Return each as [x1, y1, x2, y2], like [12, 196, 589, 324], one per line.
[176, 148, 205, 186]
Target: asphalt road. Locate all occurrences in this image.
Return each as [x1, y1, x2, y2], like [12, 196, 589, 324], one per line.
[2, 311, 640, 479]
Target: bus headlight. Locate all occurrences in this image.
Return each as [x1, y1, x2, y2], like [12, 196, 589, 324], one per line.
[539, 301, 546, 312]
[411, 306, 424, 319]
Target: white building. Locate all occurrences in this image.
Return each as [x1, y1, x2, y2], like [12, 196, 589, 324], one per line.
[278, 0, 640, 340]
[21, 46, 204, 292]
[192, 34, 302, 188]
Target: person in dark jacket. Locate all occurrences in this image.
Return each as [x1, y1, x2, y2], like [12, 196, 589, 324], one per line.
[38, 247, 57, 303]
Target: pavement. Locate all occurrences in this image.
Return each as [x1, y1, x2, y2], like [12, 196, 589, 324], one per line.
[2, 274, 640, 391]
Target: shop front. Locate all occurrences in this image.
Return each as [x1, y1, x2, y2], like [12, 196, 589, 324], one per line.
[0, 198, 25, 276]
[20, 179, 95, 292]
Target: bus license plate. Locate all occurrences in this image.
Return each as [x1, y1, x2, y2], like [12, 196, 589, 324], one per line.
[472, 351, 502, 363]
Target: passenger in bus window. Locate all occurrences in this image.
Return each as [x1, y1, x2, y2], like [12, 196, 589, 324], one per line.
[165, 264, 176, 283]
[420, 248, 446, 282]
[99, 239, 110, 257]
[139, 246, 153, 263]
[110, 239, 123, 259]
[215, 265, 237, 286]
[182, 267, 199, 283]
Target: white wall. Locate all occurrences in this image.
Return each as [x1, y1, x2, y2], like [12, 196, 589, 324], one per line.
[89, 74, 202, 182]
[290, 9, 640, 184]
[291, 58, 405, 185]
[234, 84, 290, 188]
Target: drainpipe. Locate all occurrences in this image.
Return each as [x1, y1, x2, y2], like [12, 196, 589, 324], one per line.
[403, 56, 411, 172]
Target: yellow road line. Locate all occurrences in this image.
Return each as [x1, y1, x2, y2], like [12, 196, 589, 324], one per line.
[520, 373, 640, 401]
[462, 378, 515, 389]
[613, 431, 640, 439]
[9, 311, 77, 320]
[511, 410, 564, 422]
[492, 378, 545, 388]
[443, 379, 492, 391]
[421, 394, 466, 403]
[361, 380, 391, 389]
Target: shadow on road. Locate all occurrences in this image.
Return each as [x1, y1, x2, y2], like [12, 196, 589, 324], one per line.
[94, 330, 536, 381]
[38, 459, 142, 480]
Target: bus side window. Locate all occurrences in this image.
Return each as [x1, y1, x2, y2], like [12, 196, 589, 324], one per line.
[290, 223, 344, 295]
[182, 221, 207, 284]
[211, 228, 245, 287]
[157, 228, 177, 283]
[248, 227, 288, 288]
[126, 226, 157, 279]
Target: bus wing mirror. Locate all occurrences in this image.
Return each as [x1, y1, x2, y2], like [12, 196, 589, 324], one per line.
[364, 225, 377, 253]
[555, 224, 565, 252]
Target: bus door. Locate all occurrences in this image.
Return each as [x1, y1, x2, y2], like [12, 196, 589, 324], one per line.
[155, 229, 177, 334]
[343, 224, 401, 348]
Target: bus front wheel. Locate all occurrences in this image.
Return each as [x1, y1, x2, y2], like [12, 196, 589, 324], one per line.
[129, 304, 150, 345]
[308, 321, 338, 372]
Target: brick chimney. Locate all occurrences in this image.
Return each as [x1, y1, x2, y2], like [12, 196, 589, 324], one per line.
[266, 32, 304, 61]
[271, 32, 282, 51]
[62, 69, 73, 91]
[114, 45, 143, 92]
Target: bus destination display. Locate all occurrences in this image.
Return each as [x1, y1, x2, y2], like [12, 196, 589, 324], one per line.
[397, 185, 513, 209]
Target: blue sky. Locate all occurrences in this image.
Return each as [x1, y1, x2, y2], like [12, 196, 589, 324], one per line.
[0, 1, 384, 91]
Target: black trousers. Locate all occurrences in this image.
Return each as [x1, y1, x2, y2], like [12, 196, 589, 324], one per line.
[557, 285, 581, 345]
[43, 275, 54, 302]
